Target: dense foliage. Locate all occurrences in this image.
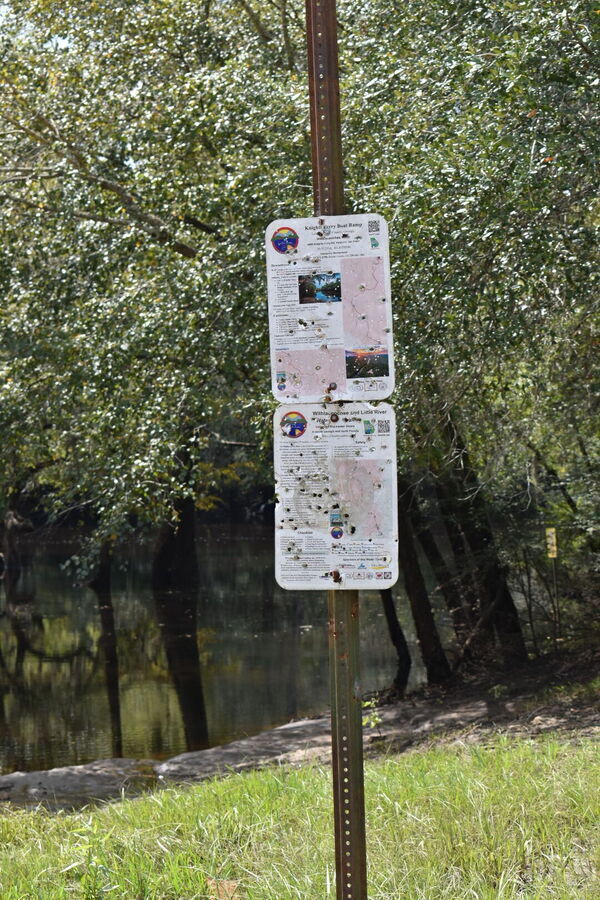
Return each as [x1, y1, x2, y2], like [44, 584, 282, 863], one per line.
[0, 1, 598, 652]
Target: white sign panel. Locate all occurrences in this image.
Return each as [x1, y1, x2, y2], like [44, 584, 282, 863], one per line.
[266, 215, 394, 402]
[274, 402, 398, 590]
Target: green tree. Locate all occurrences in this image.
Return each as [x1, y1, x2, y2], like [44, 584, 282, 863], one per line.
[0, 0, 597, 666]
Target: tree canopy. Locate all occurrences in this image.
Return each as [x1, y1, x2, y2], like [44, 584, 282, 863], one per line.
[0, 0, 597, 591]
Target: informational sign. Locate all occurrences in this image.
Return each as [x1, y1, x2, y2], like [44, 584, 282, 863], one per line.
[266, 215, 394, 402]
[274, 402, 398, 590]
[545, 527, 558, 558]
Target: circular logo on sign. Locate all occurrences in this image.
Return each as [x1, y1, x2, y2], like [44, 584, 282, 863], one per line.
[331, 527, 344, 539]
[280, 411, 307, 438]
[271, 226, 299, 254]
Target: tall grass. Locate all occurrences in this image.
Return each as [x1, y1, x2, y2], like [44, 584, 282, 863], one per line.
[0, 736, 597, 898]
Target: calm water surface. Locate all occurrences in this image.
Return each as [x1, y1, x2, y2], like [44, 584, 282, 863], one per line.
[0, 522, 439, 774]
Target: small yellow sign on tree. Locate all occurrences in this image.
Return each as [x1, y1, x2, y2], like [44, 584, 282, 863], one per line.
[545, 527, 558, 558]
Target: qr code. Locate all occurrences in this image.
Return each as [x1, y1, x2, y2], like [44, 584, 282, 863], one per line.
[378, 420, 390, 434]
[368, 219, 380, 234]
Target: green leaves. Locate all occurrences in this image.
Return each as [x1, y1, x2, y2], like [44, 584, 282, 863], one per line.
[0, 0, 597, 561]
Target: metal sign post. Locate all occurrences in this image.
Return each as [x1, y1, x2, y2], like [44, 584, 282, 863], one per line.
[306, 2, 368, 897]
[306, 0, 344, 216]
[328, 589, 367, 899]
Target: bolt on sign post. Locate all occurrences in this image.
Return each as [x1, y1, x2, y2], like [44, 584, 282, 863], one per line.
[265, 2, 399, 897]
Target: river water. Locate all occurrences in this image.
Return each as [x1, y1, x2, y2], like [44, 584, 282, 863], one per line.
[0, 522, 447, 774]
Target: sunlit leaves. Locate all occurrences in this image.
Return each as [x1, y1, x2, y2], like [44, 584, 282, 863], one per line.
[0, 0, 597, 556]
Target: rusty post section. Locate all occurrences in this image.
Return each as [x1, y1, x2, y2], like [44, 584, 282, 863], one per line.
[328, 590, 367, 900]
[306, 2, 368, 897]
[306, 0, 344, 216]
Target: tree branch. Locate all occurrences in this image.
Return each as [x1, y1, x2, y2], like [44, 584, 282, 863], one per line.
[3, 105, 211, 259]
[525, 441, 578, 514]
[0, 191, 132, 228]
[234, 0, 275, 44]
[182, 213, 220, 235]
[279, 0, 298, 73]
[566, 12, 599, 66]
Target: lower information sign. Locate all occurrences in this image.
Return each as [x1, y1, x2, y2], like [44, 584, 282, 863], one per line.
[274, 402, 398, 590]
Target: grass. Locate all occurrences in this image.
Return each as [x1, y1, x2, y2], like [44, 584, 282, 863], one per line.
[0, 736, 597, 898]
[535, 674, 600, 706]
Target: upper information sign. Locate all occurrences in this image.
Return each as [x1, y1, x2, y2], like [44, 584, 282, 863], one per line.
[266, 215, 394, 402]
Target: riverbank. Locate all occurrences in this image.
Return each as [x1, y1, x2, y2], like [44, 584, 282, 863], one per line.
[1, 737, 598, 898]
[0, 647, 597, 810]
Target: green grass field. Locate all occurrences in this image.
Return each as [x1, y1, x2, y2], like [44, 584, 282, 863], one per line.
[0, 736, 597, 898]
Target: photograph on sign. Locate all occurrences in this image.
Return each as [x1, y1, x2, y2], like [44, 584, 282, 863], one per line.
[266, 215, 395, 402]
[273, 402, 398, 590]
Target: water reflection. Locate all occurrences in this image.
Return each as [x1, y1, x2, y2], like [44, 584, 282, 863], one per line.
[0, 522, 431, 773]
[89, 544, 123, 758]
[151, 500, 209, 752]
[154, 589, 209, 752]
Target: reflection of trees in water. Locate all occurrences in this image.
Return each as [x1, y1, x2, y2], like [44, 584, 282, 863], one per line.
[152, 498, 209, 752]
[1, 524, 94, 683]
[89, 542, 123, 757]
[195, 522, 307, 732]
[0, 503, 211, 769]
[0, 517, 100, 769]
[0, 516, 405, 770]
[299, 273, 341, 302]
[3, 511, 34, 590]
[153, 588, 209, 751]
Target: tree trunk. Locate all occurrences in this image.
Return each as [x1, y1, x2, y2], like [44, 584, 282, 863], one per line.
[402, 479, 471, 644]
[379, 588, 411, 695]
[433, 476, 495, 658]
[441, 417, 528, 664]
[475, 535, 528, 664]
[397, 491, 451, 683]
[432, 479, 482, 628]
[152, 496, 199, 592]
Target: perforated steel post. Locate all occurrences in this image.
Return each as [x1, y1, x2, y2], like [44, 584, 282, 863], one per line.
[328, 590, 367, 900]
[306, 2, 368, 897]
[306, 0, 344, 216]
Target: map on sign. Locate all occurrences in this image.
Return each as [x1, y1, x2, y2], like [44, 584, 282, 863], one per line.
[274, 403, 398, 590]
[266, 215, 394, 402]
